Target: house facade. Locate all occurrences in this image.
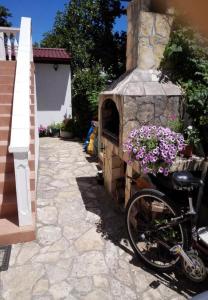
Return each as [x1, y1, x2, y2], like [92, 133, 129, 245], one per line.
[33, 48, 72, 127]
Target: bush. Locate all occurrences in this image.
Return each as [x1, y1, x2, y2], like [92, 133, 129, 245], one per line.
[161, 20, 208, 154]
[61, 118, 74, 132]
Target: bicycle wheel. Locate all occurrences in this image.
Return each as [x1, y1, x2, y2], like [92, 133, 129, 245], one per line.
[126, 188, 188, 272]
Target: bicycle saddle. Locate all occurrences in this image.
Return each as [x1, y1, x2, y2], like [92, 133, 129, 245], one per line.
[172, 171, 202, 190]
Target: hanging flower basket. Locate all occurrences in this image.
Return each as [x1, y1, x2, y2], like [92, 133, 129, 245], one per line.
[124, 126, 185, 176]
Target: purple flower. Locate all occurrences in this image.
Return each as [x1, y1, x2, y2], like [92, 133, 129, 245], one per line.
[123, 125, 185, 175]
[158, 167, 164, 173]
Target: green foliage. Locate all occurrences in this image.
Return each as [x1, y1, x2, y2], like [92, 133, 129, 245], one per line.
[167, 116, 184, 133]
[0, 5, 12, 26]
[162, 20, 208, 130]
[184, 126, 200, 147]
[41, 0, 126, 76]
[72, 64, 109, 134]
[61, 118, 74, 132]
[48, 122, 62, 130]
[41, 0, 126, 136]
[33, 42, 40, 48]
[183, 81, 208, 126]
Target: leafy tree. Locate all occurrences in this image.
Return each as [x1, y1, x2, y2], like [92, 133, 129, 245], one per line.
[161, 18, 208, 154]
[0, 5, 12, 27]
[33, 42, 40, 48]
[42, 1, 125, 75]
[41, 0, 126, 136]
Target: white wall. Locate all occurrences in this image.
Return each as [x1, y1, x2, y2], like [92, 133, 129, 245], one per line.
[35, 63, 72, 127]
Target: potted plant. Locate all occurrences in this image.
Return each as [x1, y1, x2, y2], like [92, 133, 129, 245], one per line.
[60, 118, 74, 139]
[124, 125, 185, 176]
[48, 122, 61, 137]
[38, 125, 47, 137]
[183, 126, 200, 158]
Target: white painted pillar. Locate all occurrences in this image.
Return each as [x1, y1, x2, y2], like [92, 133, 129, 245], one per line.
[13, 152, 32, 226]
[9, 18, 33, 226]
[0, 32, 6, 60]
[14, 36, 18, 59]
[6, 33, 12, 60]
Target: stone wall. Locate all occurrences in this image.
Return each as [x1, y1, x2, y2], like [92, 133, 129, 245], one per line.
[122, 95, 180, 143]
[126, 0, 174, 70]
[102, 137, 124, 199]
[99, 0, 181, 203]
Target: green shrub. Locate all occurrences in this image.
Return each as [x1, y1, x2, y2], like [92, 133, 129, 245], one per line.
[161, 19, 208, 154]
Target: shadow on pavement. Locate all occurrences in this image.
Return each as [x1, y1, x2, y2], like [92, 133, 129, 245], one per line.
[76, 175, 208, 299]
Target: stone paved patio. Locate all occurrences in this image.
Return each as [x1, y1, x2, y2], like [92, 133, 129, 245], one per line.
[0, 138, 207, 300]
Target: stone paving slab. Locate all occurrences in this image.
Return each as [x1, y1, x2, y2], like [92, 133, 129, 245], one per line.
[0, 138, 207, 299]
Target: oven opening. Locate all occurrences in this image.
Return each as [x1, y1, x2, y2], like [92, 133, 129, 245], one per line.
[102, 99, 119, 145]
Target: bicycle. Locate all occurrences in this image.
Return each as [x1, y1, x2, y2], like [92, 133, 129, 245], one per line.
[125, 171, 208, 282]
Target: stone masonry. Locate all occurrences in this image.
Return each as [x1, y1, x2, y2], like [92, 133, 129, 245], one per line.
[126, 0, 174, 70]
[0, 138, 206, 299]
[98, 0, 182, 201]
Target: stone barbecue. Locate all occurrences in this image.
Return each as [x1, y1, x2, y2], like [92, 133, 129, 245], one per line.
[98, 0, 182, 203]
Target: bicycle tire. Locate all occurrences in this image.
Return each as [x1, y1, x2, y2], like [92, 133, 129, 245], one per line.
[125, 188, 189, 272]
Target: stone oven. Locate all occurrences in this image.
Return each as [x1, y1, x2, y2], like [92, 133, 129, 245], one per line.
[98, 0, 182, 202]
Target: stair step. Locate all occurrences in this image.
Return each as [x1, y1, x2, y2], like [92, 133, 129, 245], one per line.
[0, 213, 36, 245]
[0, 171, 35, 194]
[0, 190, 36, 218]
[0, 61, 36, 245]
[0, 115, 11, 127]
[0, 69, 15, 76]
[0, 103, 34, 114]
[0, 114, 34, 127]
[30, 85, 34, 94]
[0, 154, 35, 174]
[0, 61, 16, 71]
[0, 193, 17, 217]
[0, 75, 15, 85]
[0, 104, 12, 114]
[30, 171, 35, 191]
[30, 95, 35, 104]
[0, 84, 14, 94]
[0, 154, 14, 173]
[0, 94, 13, 104]
[0, 141, 9, 156]
[0, 126, 35, 142]
[30, 104, 35, 114]
[0, 156, 35, 173]
[0, 140, 35, 157]
[0, 173, 15, 194]
[30, 140, 35, 155]
[0, 126, 10, 142]
[0, 61, 16, 66]
[31, 126, 35, 139]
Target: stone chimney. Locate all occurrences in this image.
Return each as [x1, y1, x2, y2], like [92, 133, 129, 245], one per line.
[126, 0, 174, 70]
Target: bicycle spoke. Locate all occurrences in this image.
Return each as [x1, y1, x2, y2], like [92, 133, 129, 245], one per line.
[126, 191, 186, 270]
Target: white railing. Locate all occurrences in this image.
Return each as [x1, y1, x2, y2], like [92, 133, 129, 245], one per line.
[0, 27, 20, 60]
[9, 17, 33, 226]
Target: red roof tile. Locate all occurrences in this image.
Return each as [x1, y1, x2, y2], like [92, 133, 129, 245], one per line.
[33, 48, 71, 63]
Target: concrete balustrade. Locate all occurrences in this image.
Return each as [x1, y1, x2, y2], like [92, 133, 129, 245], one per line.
[9, 17, 34, 226]
[0, 27, 20, 61]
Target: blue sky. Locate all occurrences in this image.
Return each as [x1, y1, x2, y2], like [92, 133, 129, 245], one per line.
[1, 0, 128, 44]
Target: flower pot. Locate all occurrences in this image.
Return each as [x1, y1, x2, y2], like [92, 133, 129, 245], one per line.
[60, 130, 73, 139]
[51, 128, 60, 137]
[182, 145, 193, 158]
